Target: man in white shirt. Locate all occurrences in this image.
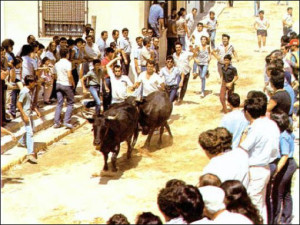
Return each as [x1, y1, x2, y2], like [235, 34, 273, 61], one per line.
[106, 56, 133, 104]
[96, 31, 108, 60]
[140, 37, 155, 73]
[282, 7, 294, 36]
[203, 11, 218, 49]
[173, 42, 193, 103]
[199, 186, 253, 224]
[131, 61, 164, 99]
[186, 8, 198, 35]
[119, 28, 132, 75]
[53, 49, 75, 129]
[191, 22, 210, 48]
[240, 96, 280, 224]
[133, 36, 144, 76]
[254, 10, 270, 52]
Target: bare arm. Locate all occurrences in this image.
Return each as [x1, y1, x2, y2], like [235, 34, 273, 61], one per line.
[67, 70, 75, 88]
[274, 155, 289, 176]
[267, 99, 277, 113]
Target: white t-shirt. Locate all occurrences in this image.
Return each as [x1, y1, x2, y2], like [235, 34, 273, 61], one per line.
[137, 71, 163, 97]
[54, 58, 72, 86]
[141, 46, 152, 67]
[241, 117, 280, 166]
[202, 148, 249, 188]
[255, 17, 269, 30]
[190, 218, 212, 224]
[283, 13, 293, 28]
[213, 210, 253, 224]
[108, 69, 133, 104]
[186, 13, 195, 31]
[193, 30, 209, 47]
[203, 17, 218, 30]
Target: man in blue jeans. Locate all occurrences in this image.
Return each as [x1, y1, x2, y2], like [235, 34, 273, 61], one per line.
[53, 49, 75, 129]
[17, 75, 41, 164]
[159, 56, 184, 103]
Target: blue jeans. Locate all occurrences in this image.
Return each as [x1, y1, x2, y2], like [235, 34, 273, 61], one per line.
[208, 30, 216, 49]
[273, 158, 297, 224]
[254, 1, 260, 16]
[150, 23, 160, 38]
[10, 89, 20, 116]
[178, 36, 186, 51]
[19, 117, 34, 155]
[193, 63, 208, 94]
[89, 85, 101, 115]
[54, 83, 74, 125]
[166, 85, 179, 103]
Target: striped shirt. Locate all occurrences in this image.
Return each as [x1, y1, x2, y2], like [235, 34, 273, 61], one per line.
[215, 43, 235, 64]
[194, 46, 210, 65]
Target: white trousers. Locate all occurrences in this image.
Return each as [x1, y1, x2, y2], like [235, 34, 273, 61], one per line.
[247, 166, 271, 224]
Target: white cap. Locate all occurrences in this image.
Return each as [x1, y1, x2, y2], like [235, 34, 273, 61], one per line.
[198, 186, 226, 214]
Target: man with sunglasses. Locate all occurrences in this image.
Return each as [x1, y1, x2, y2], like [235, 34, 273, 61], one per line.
[159, 56, 184, 103]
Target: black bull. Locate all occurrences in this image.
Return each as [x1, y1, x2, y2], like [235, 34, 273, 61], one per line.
[84, 92, 173, 172]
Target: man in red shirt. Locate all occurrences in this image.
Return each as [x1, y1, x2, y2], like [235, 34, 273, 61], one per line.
[101, 47, 115, 110]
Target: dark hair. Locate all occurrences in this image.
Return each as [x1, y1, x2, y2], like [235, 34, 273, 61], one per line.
[38, 43, 45, 50]
[197, 22, 204, 27]
[143, 37, 152, 46]
[27, 35, 35, 43]
[1, 39, 15, 51]
[122, 28, 129, 33]
[20, 45, 34, 57]
[75, 38, 84, 45]
[86, 27, 94, 36]
[41, 57, 50, 66]
[110, 42, 117, 48]
[136, 212, 162, 225]
[287, 7, 293, 11]
[30, 41, 39, 49]
[136, 36, 143, 42]
[157, 187, 180, 219]
[173, 185, 204, 223]
[224, 54, 232, 61]
[112, 29, 119, 36]
[146, 60, 155, 67]
[281, 35, 290, 46]
[67, 39, 75, 47]
[60, 37, 67, 42]
[93, 59, 101, 66]
[165, 179, 186, 188]
[209, 11, 215, 15]
[59, 48, 69, 58]
[199, 129, 223, 155]
[192, 8, 197, 12]
[270, 111, 291, 133]
[101, 31, 108, 37]
[0, 46, 5, 52]
[107, 214, 130, 225]
[105, 47, 115, 55]
[177, 10, 184, 17]
[259, 10, 264, 14]
[13, 57, 23, 67]
[24, 75, 36, 85]
[289, 32, 298, 40]
[244, 97, 264, 119]
[215, 127, 233, 151]
[198, 173, 221, 187]
[175, 41, 182, 47]
[222, 34, 231, 40]
[228, 93, 240, 108]
[246, 91, 267, 116]
[113, 65, 122, 71]
[221, 180, 263, 224]
[270, 69, 285, 89]
[166, 55, 174, 62]
[270, 59, 284, 70]
[53, 36, 59, 41]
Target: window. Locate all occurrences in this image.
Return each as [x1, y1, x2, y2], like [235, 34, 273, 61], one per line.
[38, 1, 88, 37]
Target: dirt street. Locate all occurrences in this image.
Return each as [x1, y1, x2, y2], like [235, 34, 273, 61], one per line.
[1, 1, 299, 224]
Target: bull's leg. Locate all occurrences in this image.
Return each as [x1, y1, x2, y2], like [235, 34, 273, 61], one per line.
[157, 125, 164, 149]
[131, 126, 139, 149]
[143, 128, 155, 149]
[103, 153, 109, 171]
[165, 122, 173, 139]
[111, 145, 120, 172]
[126, 137, 132, 159]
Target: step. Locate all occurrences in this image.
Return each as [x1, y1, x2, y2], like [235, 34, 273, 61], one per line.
[1, 103, 84, 154]
[1, 115, 88, 173]
[3, 95, 86, 134]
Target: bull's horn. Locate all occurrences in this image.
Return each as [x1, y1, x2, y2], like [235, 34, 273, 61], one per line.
[106, 114, 118, 120]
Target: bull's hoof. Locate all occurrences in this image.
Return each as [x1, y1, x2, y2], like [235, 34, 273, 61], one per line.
[103, 166, 109, 171]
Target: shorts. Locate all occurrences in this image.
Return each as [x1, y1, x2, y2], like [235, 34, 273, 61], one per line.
[257, 30, 267, 37]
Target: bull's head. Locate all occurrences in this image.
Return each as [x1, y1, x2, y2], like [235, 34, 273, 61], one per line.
[83, 111, 119, 150]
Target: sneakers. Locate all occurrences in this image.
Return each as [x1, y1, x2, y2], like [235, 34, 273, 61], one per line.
[63, 123, 74, 129]
[27, 154, 38, 164]
[53, 123, 61, 129]
[200, 92, 205, 98]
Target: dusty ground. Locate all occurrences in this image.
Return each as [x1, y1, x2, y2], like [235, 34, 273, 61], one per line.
[1, 1, 299, 224]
